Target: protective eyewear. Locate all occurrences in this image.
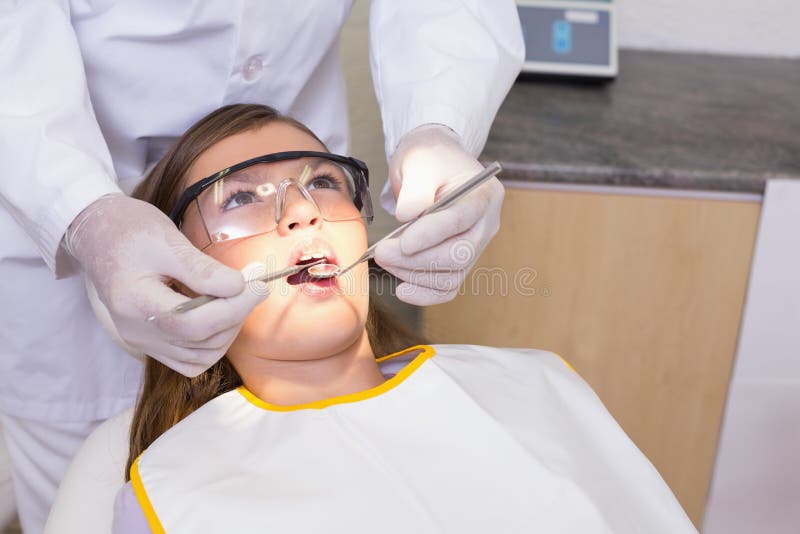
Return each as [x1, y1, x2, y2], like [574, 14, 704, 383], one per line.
[170, 151, 373, 249]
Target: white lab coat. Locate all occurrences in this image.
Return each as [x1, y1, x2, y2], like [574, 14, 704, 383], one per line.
[129, 345, 696, 533]
[0, 1, 525, 423]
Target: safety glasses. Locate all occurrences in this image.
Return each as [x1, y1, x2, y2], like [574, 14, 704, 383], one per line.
[170, 151, 373, 249]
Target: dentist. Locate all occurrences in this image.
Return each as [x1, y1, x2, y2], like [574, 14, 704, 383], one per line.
[0, 1, 523, 531]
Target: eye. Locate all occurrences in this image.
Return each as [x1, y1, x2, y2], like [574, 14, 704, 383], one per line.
[221, 189, 260, 211]
[306, 172, 345, 192]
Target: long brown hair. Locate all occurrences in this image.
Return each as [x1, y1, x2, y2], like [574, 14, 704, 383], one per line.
[125, 104, 427, 480]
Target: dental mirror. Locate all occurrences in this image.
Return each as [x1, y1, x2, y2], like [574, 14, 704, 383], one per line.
[306, 161, 503, 281]
[307, 263, 341, 278]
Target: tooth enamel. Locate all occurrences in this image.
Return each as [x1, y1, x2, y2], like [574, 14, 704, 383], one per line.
[297, 251, 327, 263]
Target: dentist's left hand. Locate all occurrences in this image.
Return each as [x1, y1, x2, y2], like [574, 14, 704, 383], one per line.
[374, 124, 505, 305]
[65, 193, 269, 377]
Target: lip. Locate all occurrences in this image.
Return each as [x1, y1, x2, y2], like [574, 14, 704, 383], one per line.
[286, 236, 339, 269]
[284, 236, 341, 292]
[297, 276, 340, 298]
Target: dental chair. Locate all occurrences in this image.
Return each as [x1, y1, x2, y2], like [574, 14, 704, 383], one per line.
[0, 422, 18, 530]
[43, 408, 133, 534]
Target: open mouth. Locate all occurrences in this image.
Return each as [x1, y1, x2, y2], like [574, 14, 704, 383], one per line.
[287, 256, 337, 286]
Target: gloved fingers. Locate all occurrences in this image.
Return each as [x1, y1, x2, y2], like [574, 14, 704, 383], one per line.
[398, 182, 496, 255]
[169, 323, 241, 352]
[380, 265, 469, 294]
[375, 227, 486, 274]
[393, 170, 445, 223]
[179, 348, 233, 377]
[154, 280, 269, 343]
[163, 238, 245, 299]
[114, 332, 221, 377]
[147, 346, 223, 378]
[395, 282, 459, 306]
[111, 274, 193, 325]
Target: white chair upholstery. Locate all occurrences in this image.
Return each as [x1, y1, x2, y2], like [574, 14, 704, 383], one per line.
[0, 421, 18, 530]
[44, 409, 133, 534]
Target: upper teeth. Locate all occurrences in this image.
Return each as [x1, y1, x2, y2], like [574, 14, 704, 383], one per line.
[299, 252, 326, 262]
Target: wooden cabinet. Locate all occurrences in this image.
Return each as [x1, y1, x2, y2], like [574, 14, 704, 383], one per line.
[422, 186, 761, 526]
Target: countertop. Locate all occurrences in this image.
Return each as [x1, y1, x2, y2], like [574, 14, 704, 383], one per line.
[484, 50, 800, 193]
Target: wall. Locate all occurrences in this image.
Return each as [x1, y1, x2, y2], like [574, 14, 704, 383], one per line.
[702, 180, 800, 533]
[618, 0, 800, 58]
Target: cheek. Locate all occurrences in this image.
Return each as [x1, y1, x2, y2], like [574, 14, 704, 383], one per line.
[334, 222, 370, 308]
[206, 240, 268, 271]
[336, 259, 370, 315]
[236, 302, 279, 346]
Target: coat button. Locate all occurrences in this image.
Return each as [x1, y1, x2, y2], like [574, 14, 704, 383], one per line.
[242, 55, 264, 81]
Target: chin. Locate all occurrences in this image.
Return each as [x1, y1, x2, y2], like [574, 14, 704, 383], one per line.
[284, 324, 365, 360]
[231, 300, 367, 361]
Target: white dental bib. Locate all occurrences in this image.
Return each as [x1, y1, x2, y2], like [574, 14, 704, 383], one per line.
[131, 344, 696, 533]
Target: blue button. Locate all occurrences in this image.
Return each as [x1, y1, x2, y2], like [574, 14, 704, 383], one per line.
[552, 20, 572, 54]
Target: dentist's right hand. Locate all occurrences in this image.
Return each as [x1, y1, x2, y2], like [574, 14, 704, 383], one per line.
[65, 193, 269, 377]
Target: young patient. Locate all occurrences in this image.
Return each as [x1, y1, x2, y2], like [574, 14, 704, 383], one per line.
[112, 104, 697, 533]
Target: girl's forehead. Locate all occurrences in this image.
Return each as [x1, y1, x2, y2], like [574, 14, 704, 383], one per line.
[185, 123, 327, 189]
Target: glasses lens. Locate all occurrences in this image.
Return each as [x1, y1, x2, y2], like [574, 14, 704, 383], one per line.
[297, 158, 361, 222]
[188, 156, 368, 246]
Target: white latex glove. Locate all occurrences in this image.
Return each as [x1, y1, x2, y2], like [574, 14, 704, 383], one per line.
[65, 194, 268, 377]
[375, 124, 504, 306]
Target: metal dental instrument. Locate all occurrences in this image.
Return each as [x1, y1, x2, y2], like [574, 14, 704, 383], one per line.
[146, 258, 326, 321]
[307, 161, 503, 280]
[147, 161, 502, 320]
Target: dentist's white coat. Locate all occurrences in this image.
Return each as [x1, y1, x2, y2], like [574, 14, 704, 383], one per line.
[0, 0, 524, 423]
[0, 2, 523, 530]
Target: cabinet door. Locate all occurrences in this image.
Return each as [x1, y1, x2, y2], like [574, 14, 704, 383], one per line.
[423, 187, 760, 526]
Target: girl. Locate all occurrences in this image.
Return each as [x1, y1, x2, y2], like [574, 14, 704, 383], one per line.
[112, 104, 696, 533]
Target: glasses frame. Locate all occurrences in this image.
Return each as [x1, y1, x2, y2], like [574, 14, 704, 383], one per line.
[169, 151, 373, 229]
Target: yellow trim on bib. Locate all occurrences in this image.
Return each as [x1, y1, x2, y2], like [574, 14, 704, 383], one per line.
[553, 352, 576, 373]
[130, 456, 167, 534]
[238, 344, 435, 412]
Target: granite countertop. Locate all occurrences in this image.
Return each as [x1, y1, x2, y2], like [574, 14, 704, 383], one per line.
[484, 50, 800, 193]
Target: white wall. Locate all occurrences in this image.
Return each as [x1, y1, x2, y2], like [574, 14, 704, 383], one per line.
[702, 180, 800, 533]
[617, 0, 800, 58]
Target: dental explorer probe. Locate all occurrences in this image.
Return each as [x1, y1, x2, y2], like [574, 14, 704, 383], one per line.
[145, 258, 326, 321]
[307, 161, 503, 280]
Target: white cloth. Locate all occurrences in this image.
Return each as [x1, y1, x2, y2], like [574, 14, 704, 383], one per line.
[0, 0, 524, 422]
[131, 344, 696, 534]
[0, 259, 141, 423]
[0, 414, 102, 534]
[0, 422, 17, 531]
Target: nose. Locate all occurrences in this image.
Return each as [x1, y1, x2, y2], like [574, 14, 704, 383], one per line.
[276, 182, 323, 236]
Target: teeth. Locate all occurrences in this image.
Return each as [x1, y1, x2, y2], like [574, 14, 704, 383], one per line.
[299, 252, 327, 262]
